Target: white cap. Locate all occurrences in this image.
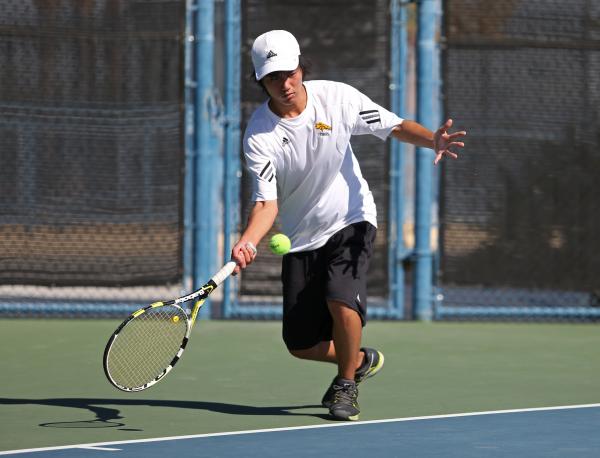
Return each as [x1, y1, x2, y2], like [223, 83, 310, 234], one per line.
[251, 30, 301, 80]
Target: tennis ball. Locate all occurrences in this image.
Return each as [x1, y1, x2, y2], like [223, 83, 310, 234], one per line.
[269, 233, 291, 255]
[171, 315, 180, 323]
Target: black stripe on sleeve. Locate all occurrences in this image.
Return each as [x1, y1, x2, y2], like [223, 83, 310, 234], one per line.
[366, 118, 381, 124]
[359, 109, 378, 115]
[259, 161, 271, 177]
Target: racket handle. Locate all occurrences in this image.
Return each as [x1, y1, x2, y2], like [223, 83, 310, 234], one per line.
[212, 242, 256, 285]
[211, 261, 237, 286]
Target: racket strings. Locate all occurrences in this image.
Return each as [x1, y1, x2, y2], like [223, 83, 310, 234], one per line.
[107, 305, 188, 389]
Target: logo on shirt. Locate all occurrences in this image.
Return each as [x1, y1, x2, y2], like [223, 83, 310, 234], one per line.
[315, 122, 332, 137]
[282, 137, 290, 146]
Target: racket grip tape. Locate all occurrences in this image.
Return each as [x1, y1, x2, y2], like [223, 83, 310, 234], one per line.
[211, 261, 237, 286]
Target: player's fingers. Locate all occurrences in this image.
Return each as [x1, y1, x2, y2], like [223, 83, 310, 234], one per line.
[245, 242, 257, 259]
[241, 242, 256, 264]
[434, 149, 458, 165]
[236, 253, 247, 269]
[447, 130, 467, 140]
[231, 242, 254, 276]
[231, 245, 247, 268]
[447, 141, 465, 149]
[441, 118, 453, 131]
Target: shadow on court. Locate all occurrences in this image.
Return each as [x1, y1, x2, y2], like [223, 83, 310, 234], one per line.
[0, 397, 327, 430]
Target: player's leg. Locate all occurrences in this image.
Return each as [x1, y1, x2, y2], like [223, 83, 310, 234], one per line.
[281, 247, 368, 375]
[288, 340, 336, 362]
[324, 222, 389, 420]
[327, 300, 363, 379]
[281, 247, 336, 358]
[321, 300, 363, 421]
[280, 222, 383, 420]
[290, 340, 375, 376]
[320, 222, 373, 420]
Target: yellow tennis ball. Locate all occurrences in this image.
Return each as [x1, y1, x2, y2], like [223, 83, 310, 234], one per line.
[269, 233, 291, 255]
[171, 315, 180, 323]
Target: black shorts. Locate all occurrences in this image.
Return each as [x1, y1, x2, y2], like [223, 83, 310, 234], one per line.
[281, 221, 376, 351]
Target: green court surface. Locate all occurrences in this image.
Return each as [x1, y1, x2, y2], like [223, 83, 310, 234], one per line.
[1, 319, 598, 452]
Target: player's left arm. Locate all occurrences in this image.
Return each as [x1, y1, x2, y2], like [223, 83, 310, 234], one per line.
[391, 118, 466, 165]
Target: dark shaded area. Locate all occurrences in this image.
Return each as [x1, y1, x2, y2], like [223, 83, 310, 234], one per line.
[441, 0, 600, 292]
[0, 1, 185, 286]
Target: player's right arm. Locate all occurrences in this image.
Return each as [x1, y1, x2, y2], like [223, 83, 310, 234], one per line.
[235, 113, 280, 274]
[231, 199, 278, 275]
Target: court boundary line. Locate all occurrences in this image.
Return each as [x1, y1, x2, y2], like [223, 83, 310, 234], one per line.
[1, 403, 599, 455]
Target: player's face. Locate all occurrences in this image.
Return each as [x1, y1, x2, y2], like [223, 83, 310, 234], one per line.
[262, 67, 304, 109]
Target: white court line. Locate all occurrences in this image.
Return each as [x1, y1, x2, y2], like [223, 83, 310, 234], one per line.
[77, 446, 121, 451]
[1, 403, 599, 456]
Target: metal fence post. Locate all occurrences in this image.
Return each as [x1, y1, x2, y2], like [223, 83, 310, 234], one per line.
[195, 0, 219, 318]
[222, 0, 242, 318]
[413, 0, 441, 320]
[389, 0, 410, 319]
[183, 0, 197, 295]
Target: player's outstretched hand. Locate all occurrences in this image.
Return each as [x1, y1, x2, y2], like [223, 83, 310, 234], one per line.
[433, 119, 466, 165]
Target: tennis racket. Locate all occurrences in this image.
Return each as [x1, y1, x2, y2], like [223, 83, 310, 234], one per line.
[103, 257, 241, 392]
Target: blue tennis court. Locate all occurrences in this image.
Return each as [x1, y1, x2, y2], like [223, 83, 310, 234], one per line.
[3, 405, 599, 457]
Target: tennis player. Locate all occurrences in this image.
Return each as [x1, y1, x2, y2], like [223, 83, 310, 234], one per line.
[231, 30, 466, 421]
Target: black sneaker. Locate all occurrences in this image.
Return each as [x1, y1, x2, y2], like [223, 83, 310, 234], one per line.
[355, 347, 385, 383]
[328, 378, 360, 421]
[321, 347, 384, 408]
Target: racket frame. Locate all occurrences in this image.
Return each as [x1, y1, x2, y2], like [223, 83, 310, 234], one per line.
[103, 261, 237, 392]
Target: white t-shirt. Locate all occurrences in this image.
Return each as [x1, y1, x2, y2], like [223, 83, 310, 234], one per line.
[243, 80, 403, 252]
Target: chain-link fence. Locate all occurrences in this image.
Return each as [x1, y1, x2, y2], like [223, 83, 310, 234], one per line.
[439, 0, 600, 319]
[0, 0, 186, 315]
[3, 0, 598, 321]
